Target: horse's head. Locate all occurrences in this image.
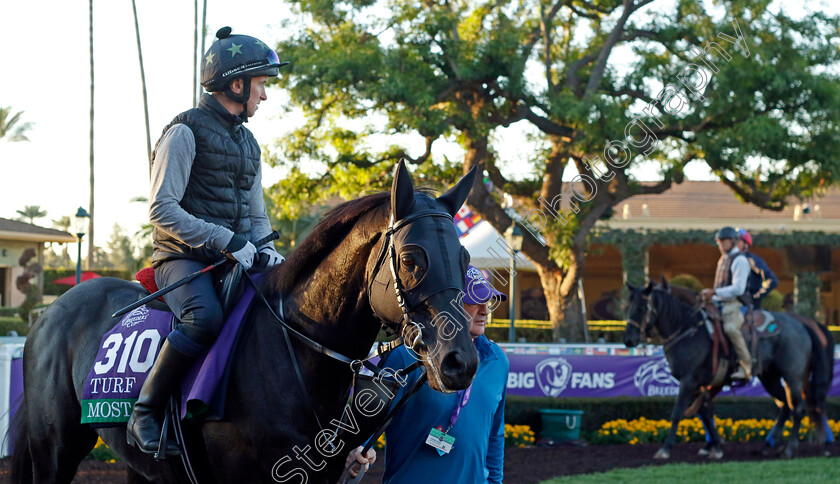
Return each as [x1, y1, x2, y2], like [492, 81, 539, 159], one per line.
[368, 161, 480, 392]
[624, 281, 655, 347]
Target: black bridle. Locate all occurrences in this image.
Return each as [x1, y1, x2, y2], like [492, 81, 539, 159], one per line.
[236, 209, 455, 473]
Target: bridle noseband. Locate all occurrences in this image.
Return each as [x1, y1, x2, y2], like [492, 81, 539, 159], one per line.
[627, 295, 657, 339]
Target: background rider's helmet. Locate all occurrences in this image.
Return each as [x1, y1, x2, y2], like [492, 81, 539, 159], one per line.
[200, 26, 288, 93]
[714, 226, 738, 241]
[736, 228, 752, 247]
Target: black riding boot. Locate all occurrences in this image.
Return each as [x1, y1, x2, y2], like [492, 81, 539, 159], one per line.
[126, 340, 194, 455]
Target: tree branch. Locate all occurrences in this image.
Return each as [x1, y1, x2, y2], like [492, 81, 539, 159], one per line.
[719, 176, 786, 211]
[584, 0, 637, 97]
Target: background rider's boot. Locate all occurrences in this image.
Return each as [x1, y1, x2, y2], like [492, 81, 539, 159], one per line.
[126, 340, 194, 454]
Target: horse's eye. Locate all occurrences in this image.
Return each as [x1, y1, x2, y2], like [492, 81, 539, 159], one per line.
[401, 255, 415, 267]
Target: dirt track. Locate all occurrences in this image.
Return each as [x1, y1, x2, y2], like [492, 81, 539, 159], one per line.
[1, 441, 835, 483]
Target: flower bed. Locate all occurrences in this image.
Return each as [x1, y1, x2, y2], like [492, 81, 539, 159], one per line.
[592, 416, 840, 445]
[505, 424, 536, 447]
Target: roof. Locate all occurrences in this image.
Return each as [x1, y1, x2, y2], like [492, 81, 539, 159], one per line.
[460, 221, 536, 270]
[0, 218, 76, 243]
[602, 181, 840, 233]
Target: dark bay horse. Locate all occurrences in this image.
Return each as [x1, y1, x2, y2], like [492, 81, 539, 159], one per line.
[12, 161, 481, 483]
[624, 279, 834, 460]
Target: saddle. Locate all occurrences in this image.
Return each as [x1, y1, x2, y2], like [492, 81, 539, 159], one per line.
[702, 303, 780, 386]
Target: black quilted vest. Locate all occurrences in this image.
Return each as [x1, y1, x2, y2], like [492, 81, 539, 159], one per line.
[152, 94, 261, 264]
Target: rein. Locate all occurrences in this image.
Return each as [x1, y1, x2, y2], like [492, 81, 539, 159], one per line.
[629, 291, 705, 350]
[237, 208, 454, 474]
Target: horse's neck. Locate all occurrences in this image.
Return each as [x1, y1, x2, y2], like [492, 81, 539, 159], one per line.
[283, 216, 384, 358]
[657, 294, 702, 337]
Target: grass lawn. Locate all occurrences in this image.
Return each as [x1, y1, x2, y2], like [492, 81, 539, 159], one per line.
[539, 457, 840, 483]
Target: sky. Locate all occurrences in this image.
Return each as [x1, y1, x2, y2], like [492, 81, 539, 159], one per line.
[0, 0, 832, 253]
[0, 0, 295, 251]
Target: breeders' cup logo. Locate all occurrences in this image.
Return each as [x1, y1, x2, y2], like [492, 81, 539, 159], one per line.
[122, 306, 149, 328]
[535, 357, 573, 397]
[633, 358, 679, 396]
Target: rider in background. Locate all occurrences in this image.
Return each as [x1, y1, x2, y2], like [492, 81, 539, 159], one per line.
[701, 227, 752, 380]
[380, 265, 508, 484]
[127, 27, 286, 454]
[735, 228, 778, 310]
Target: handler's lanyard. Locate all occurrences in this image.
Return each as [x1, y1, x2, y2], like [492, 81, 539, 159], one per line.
[447, 385, 472, 431]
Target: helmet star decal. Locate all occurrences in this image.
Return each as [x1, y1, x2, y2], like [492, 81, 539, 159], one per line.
[255, 40, 267, 49]
[204, 51, 215, 65]
[227, 42, 243, 57]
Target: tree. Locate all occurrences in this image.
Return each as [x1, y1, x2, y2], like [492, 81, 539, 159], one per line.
[105, 223, 137, 271]
[273, 0, 840, 340]
[0, 106, 32, 142]
[16, 205, 47, 225]
[16, 248, 42, 322]
[50, 216, 74, 267]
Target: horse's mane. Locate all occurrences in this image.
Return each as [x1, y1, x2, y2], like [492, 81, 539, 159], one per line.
[651, 284, 702, 329]
[263, 192, 391, 296]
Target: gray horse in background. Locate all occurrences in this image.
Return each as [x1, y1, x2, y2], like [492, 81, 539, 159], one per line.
[624, 279, 834, 460]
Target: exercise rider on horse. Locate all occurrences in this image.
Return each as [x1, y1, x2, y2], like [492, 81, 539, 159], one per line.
[701, 226, 753, 381]
[735, 228, 779, 310]
[126, 27, 287, 454]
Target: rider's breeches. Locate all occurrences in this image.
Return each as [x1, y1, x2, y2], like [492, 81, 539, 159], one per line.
[720, 300, 751, 368]
[155, 258, 224, 357]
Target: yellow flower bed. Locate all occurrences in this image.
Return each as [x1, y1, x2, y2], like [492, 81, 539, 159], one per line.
[505, 423, 536, 447]
[593, 416, 840, 445]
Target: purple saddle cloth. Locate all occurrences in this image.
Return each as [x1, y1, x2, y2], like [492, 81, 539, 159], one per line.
[80, 277, 259, 426]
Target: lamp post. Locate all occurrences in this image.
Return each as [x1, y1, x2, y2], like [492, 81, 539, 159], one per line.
[74, 207, 90, 286]
[504, 222, 524, 343]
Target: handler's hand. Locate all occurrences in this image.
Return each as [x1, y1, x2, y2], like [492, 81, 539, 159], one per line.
[344, 446, 376, 478]
[700, 288, 715, 301]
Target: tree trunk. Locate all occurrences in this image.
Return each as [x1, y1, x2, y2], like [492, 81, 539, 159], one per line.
[131, 0, 152, 176]
[536, 265, 586, 342]
[88, 0, 95, 270]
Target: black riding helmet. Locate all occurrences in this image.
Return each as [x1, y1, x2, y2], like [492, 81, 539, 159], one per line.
[200, 26, 289, 121]
[715, 226, 738, 241]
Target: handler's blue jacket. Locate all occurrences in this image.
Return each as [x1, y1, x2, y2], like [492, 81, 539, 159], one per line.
[382, 335, 508, 484]
[743, 252, 778, 309]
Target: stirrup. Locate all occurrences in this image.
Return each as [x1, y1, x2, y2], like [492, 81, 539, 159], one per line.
[155, 401, 181, 460]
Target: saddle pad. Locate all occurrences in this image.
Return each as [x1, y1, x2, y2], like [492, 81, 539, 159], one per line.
[81, 306, 173, 425]
[80, 276, 260, 426]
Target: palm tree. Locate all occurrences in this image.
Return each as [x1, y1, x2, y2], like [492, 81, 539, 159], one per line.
[88, 0, 95, 270]
[130, 0, 152, 176]
[0, 106, 33, 142]
[16, 205, 48, 225]
[52, 215, 73, 265]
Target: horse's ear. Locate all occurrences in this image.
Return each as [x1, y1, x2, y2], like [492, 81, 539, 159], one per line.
[643, 281, 653, 295]
[660, 275, 670, 293]
[391, 160, 416, 221]
[436, 165, 479, 217]
[625, 281, 635, 292]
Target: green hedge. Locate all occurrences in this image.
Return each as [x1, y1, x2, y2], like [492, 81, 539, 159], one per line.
[0, 317, 29, 336]
[43, 269, 133, 297]
[0, 307, 18, 317]
[505, 396, 840, 440]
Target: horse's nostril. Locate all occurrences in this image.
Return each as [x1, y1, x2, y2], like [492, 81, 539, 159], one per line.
[441, 351, 467, 377]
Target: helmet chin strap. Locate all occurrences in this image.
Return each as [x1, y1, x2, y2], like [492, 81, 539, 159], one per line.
[223, 76, 252, 123]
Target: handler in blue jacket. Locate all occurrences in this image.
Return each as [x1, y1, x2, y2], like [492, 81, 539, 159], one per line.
[736, 228, 779, 309]
[382, 265, 509, 484]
